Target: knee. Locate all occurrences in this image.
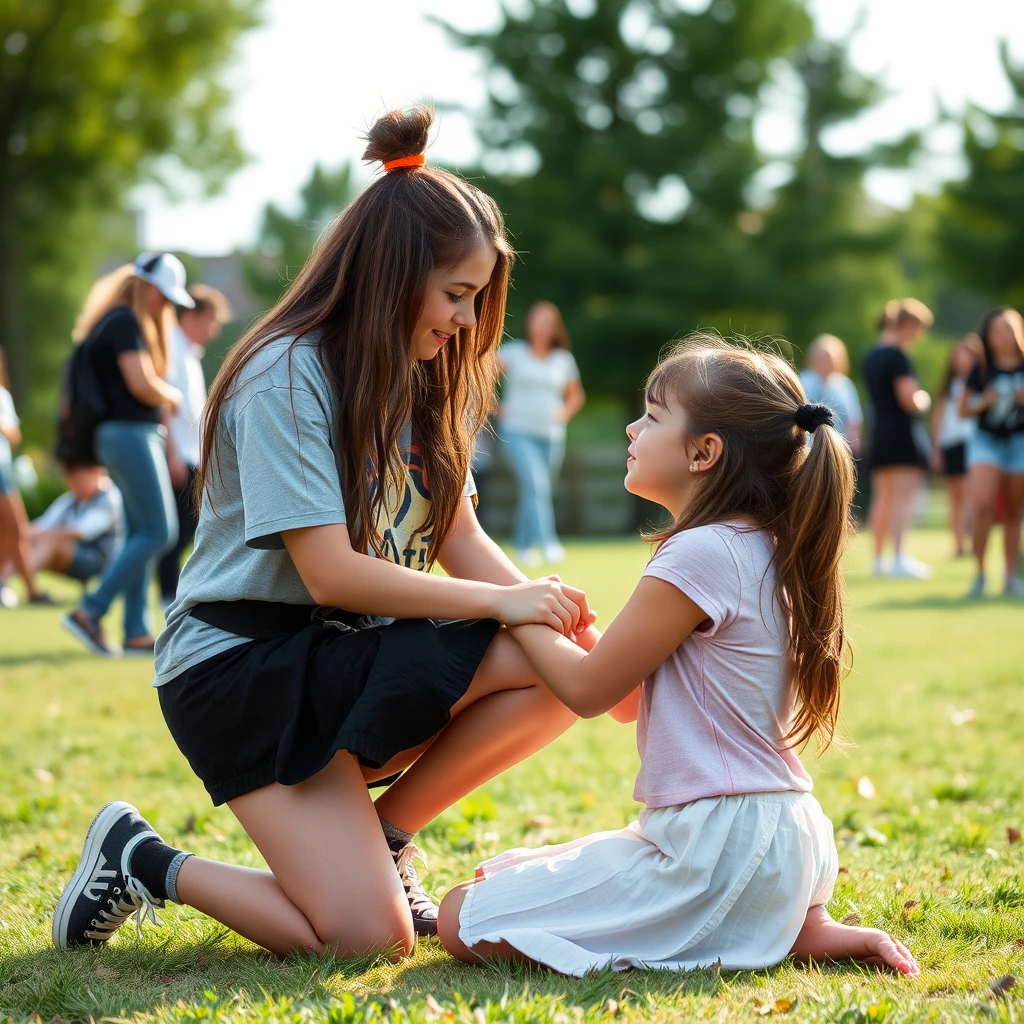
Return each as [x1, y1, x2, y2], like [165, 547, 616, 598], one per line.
[437, 882, 477, 962]
[312, 906, 415, 961]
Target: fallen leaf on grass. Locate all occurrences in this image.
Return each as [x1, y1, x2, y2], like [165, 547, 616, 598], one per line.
[990, 975, 1017, 999]
[1007, 828, 1021, 844]
[902, 899, 919, 922]
[841, 913, 862, 926]
[94, 964, 116, 979]
[753, 997, 796, 1015]
[183, 813, 196, 833]
[526, 815, 554, 829]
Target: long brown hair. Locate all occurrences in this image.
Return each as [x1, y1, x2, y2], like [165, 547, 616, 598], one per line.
[937, 333, 983, 398]
[199, 107, 514, 564]
[72, 263, 171, 376]
[645, 336, 855, 752]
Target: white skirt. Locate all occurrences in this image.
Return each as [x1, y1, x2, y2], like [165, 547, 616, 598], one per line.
[458, 790, 838, 976]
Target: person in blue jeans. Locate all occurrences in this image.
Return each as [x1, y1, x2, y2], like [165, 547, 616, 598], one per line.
[63, 254, 190, 656]
[498, 302, 585, 566]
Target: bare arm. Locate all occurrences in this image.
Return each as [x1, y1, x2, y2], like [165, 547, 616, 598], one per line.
[959, 380, 995, 418]
[560, 377, 586, 423]
[282, 521, 584, 635]
[0, 419, 20, 447]
[893, 375, 930, 416]
[117, 351, 182, 411]
[510, 577, 707, 718]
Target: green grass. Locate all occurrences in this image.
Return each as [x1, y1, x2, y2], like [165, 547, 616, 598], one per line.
[1, 530, 1023, 1023]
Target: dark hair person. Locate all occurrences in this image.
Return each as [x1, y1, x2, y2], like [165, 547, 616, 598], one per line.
[52, 108, 596, 960]
[863, 299, 934, 579]
[497, 301, 584, 565]
[60, 254, 187, 654]
[930, 333, 983, 558]
[959, 307, 1024, 596]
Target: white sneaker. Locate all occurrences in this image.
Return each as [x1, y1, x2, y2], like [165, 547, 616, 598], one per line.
[892, 555, 933, 579]
[542, 543, 566, 564]
[872, 556, 892, 577]
[0, 585, 18, 609]
[517, 548, 541, 568]
[967, 575, 985, 598]
[1005, 577, 1024, 597]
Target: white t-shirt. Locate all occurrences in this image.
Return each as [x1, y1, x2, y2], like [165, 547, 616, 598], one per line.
[635, 523, 812, 808]
[938, 379, 975, 447]
[0, 385, 18, 469]
[498, 341, 580, 442]
[166, 325, 208, 467]
[34, 481, 124, 562]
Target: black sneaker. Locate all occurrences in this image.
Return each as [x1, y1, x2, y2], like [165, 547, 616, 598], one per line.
[62, 610, 118, 658]
[395, 843, 438, 937]
[53, 802, 165, 948]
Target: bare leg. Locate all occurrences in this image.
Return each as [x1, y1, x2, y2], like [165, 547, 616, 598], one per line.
[790, 905, 919, 975]
[945, 477, 967, 556]
[891, 467, 922, 558]
[0, 492, 39, 598]
[969, 464, 1001, 578]
[438, 880, 528, 964]
[374, 629, 577, 833]
[173, 751, 414, 958]
[1002, 473, 1024, 582]
[868, 470, 893, 560]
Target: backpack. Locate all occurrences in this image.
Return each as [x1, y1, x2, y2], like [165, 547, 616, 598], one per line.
[55, 320, 110, 466]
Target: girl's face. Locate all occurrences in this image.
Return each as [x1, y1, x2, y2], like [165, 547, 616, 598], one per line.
[625, 393, 720, 517]
[526, 306, 558, 350]
[987, 313, 1024, 361]
[952, 341, 977, 377]
[411, 243, 497, 362]
[809, 347, 834, 379]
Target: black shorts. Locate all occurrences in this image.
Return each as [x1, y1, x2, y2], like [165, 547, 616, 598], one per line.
[940, 442, 967, 478]
[158, 615, 500, 806]
[870, 420, 928, 470]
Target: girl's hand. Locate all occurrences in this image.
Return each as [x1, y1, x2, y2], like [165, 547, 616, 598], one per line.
[490, 578, 590, 636]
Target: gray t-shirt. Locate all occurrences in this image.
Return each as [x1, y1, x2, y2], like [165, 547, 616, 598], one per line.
[153, 335, 475, 687]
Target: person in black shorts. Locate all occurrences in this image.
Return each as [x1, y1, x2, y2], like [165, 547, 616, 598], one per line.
[52, 108, 597, 961]
[863, 299, 934, 578]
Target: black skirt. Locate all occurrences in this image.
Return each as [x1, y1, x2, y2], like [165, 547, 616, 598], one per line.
[158, 607, 499, 806]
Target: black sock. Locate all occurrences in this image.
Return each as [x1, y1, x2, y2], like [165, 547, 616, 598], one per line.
[129, 838, 183, 901]
[379, 818, 414, 856]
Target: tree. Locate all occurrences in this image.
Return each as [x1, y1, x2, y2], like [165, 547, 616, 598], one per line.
[440, 0, 813, 400]
[754, 35, 919, 366]
[243, 162, 357, 310]
[0, 0, 261, 438]
[937, 43, 1024, 310]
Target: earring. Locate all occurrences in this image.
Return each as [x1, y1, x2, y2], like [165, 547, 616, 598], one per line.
[690, 461, 699, 473]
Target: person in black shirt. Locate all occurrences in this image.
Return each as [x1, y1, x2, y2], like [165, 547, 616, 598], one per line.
[62, 254, 189, 656]
[863, 299, 934, 579]
[959, 307, 1024, 597]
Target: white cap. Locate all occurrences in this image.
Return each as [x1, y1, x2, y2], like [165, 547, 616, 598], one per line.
[133, 252, 194, 308]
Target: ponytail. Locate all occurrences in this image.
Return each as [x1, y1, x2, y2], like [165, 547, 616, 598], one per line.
[775, 421, 855, 750]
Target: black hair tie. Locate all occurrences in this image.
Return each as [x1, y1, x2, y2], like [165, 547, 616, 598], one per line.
[795, 402, 835, 433]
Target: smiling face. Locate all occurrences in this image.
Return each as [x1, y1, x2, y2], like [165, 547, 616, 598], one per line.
[624, 391, 722, 518]
[410, 243, 498, 362]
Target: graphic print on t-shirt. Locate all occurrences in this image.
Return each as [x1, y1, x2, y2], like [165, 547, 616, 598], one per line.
[368, 443, 433, 571]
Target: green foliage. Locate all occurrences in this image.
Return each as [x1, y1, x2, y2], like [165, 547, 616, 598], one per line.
[243, 163, 358, 310]
[0, 0, 262, 439]
[2, 530, 1024, 1021]
[937, 42, 1024, 310]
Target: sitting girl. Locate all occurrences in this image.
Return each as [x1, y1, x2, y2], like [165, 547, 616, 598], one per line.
[438, 337, 919, 977]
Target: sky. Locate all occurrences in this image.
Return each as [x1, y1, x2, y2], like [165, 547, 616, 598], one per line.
[138, 0, 1024, 256]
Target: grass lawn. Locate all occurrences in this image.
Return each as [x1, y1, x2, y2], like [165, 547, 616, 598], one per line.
[1, 529, 1023, 1023]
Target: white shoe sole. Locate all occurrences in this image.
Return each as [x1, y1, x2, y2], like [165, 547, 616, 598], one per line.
[52, 801, 136, 948]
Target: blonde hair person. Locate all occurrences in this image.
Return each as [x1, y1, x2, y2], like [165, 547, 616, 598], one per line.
[62, 253, 189, 657]
[863, 299, 934, 578]
[799, 335, 862, 455]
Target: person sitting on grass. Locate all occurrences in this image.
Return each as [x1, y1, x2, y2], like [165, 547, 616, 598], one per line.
[438, 336, 920, 978]
[0, 462, 122, 590]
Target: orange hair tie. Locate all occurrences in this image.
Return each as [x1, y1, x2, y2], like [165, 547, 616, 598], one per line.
[384, 154, 426, 172]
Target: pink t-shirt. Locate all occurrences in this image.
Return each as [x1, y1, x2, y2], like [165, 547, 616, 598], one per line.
[634, 523, 812, 808]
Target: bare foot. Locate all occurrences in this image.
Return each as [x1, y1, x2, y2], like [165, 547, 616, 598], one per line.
[790, 905, 920, 976]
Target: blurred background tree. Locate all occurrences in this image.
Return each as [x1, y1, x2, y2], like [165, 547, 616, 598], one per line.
[0, 0, 262, 440]
[937, 43, 1024, 312]
[243, 162, 356, 310]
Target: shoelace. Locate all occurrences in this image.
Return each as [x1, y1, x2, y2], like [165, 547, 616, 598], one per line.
[84, 875, 164, 943]
[394, 843, 437, 913]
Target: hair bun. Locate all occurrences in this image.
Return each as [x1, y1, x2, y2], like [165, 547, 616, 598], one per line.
[362, 106, 432, 167]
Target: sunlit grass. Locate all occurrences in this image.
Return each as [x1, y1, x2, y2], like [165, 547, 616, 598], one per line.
[1, 528, 1022, 1022]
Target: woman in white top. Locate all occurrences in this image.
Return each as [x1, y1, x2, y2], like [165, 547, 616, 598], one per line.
[798, 334, 862, 456]
[498, 302, 585, 565]
[931, 334, 982, 557]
